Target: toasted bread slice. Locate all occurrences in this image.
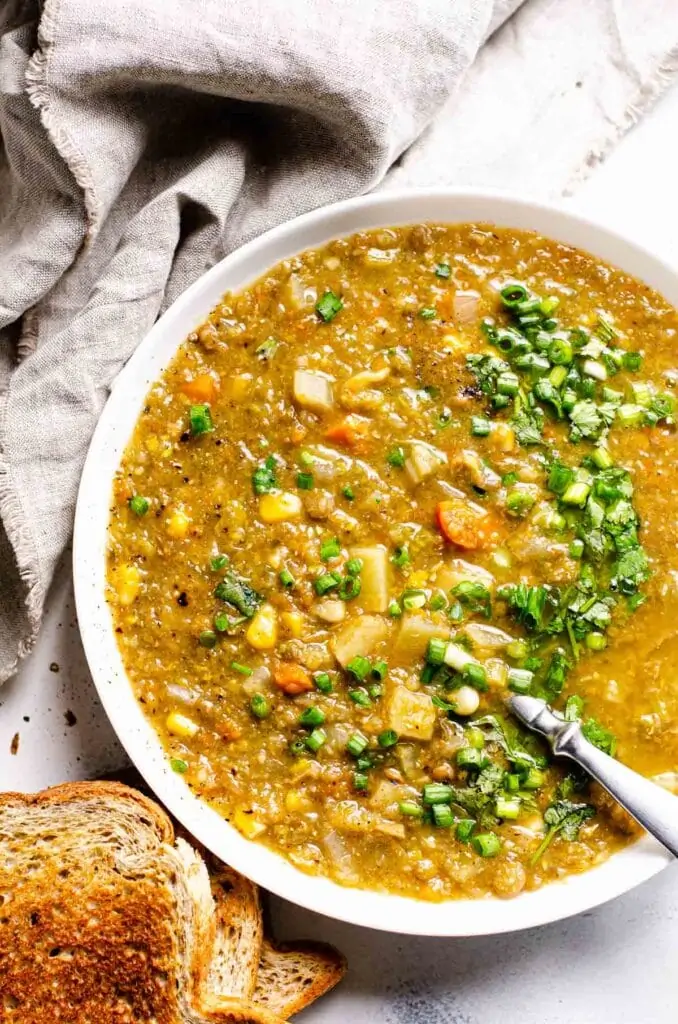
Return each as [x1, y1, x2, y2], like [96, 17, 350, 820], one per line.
[207, 862, 263, 1001]
[0, 783, 285, 1024]
[253, 938, 347, 1018]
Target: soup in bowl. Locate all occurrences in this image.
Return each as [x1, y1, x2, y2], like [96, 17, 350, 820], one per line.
[75, 191, 678, 934]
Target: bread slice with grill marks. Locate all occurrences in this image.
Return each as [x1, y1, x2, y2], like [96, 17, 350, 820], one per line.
[0, 782, 344, 1023]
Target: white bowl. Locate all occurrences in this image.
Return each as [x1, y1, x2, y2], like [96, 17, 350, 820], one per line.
[74, 188, 673, 936]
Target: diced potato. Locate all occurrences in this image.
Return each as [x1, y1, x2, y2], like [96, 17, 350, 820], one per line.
[233, 808, 267, 840]
[112, 563, 142, 606]
[166, 506, 191, 539]
[313, 600, 346, 623]
[394, 613, 450, 662]
[387, 685, 436, 741]
[246, 603, 278, 650]
[463, 623, 514, 652]
[259, 491, 303, 523]
[365, 247, 399, 265]
[166, 711, 199, 739]
[285, 789, 314, 813]
[331, 614, 389, 668]
[349, 545, 390, 613]
[228, 374, 252, 402]
[405, 442, 447, 486]
[443, 643, 479, 673]
[491, 422, 516, 452]
[433, 558, 495, 594]
[293, 370, 334, 414]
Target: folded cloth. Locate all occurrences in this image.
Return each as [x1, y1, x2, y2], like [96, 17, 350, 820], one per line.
[0, 0, 677, 684]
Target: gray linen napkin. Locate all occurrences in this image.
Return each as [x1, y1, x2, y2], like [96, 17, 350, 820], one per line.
[0, 0, 506, 682]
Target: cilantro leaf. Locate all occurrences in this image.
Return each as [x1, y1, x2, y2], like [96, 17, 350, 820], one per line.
[582, 717, 617, 756]
[511, 409, 544, 446]
[530, 800, 595, 864]
[569, 400, 604, 441]
[252, 455, 278, 495]
[214, 572, 262, 618]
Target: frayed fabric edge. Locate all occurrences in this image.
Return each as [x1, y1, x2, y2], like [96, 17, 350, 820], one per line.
[0, 389, 44, 685]
[563, 50, 678, 196]
[24, 0, 101, 236]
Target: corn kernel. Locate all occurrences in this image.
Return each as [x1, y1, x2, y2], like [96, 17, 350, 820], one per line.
[281, 611, 304, 638]
[166, 506, 191, 539]
[441, 333, 468, 354]
[113, 564, 141, 606]
[246, 603, 278, 650]
[285, 789, 312, 813]
[229, 374, 252, 401]
[491, 422, 515, 452]
[145, 435, 160, 454]
[166, 711, 199, 738]
[233, 807, 267, 839]
[258, 492, 302, 523]
[290, 757, 312, 778]
[408, 569, 429, 589]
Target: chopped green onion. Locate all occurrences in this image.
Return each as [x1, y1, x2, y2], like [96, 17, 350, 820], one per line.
[423, 783, 453, 805]
[456, 747, 484, 770]
[320, 537, 341, 561]
[432, 804, 454, 828]
[595, 315, 618, 343]
[314, 572, 341, 596]
[399, 800, 424, 817]
[548, 338, 573, 365]
[507, 667, 533, 694]
[429, 592, 447, 612]
[471, 417, 491, 437]
[231, 661, 253, 676]
[279, 568, 295, 588]
[349, 687, 372, 707]
[341, 484, 355, 500]
[313, 673, 333, 694]
[391, 546, 411, 569]
[388, 599, 402, 617]
[371, 659, 388, 681]
[456, 819, 475, 842]
[255, 337, 279, 360]
[170, 758, 189, 774]
[250, 694, 271, 719]
[299, 707, 325, 728]
[189, 403, 214, 436]
[345, 557, 363, 576]
[569, 538, 585, 559]
[464, 663, 488, 691]
[199, 630, 218, 649]
[419, 307, 436, 320]
[299, 450, 314, 467]
[495, 796, 521, 820]
[338, 575, 362, 600]
[426, 637, 448, 667]
[506, 638, 529, 660]
[622, 351, 643, 372]
[252, 455, 277, 494]
[500, 282, 529, 307]
[523, 768, 546, 791]
[378, 729, 398, 748]
[501, 471, 518, 487]
[128, 495, 150, 516]
[616, 403, 645, 427]
[305, 728, 327, 753]
[353, 771, 369, 791]
[346, 732, 369, 757]
[346, 655, 371, 681]
[297, 471, 314, 490]
[497, 372, 520, 396]
[471, 832, 501, 858]
[506, 488, 536, 516]
[210, 554, 229, 571]
[434, 263, 451, 279]
[387, 446, 406, 468]
[315, 290, 343, 322]
[466, 727, 485, 750]
[549, 364, 568, 387]
[213, 612, 231, 633]
[402, 589, 427, 611]
[561, 481, 591, 507]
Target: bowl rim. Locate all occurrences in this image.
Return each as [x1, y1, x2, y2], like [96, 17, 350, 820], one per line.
[73, 186, 673, 936]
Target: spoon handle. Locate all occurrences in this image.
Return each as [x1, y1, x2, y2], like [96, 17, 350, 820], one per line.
[510, 695, 678, 858]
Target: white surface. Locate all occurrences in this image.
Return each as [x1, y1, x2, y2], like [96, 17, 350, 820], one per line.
[74, 186, 675, 938]
[3, 82, 678, 1019]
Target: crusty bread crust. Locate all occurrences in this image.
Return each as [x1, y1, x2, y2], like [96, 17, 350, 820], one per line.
[254, 939, 347, 1018]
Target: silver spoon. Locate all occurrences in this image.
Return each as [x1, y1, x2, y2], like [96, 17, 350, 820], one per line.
[509, 694, 678, 858]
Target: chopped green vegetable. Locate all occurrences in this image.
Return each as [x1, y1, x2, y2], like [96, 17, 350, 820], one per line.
[582, 717, 617, 756]
[432, 804, 454, 828]
[387, 446, 406, 468]
[189, 403, 214, 436]
[255, 337, 279, 361]
[252, 455, 278, 494]
[453, 581, 492, 617]
[315, 290, 343, 322]
[378, 729, 399, 748]
[214, 572, 262, 618]
[250, 694, 271, 719]
[435, 263, 451, 279]
[170, 758, 189, 774]
[314, 672, 333, 693]
[320, 537, 341, 561]
[296, 471, 314, 490]
[199, 630, 218, 649]
[346, 655, 371, 681]
[341, 484, 355, 500]
[128, 495, 150, 516]
[279, 568, 295, 588]
[391, 546, 411, 570]
[531, 800, 595, 864]
[419, 307, 436, 320]
[231, 661, 253, 677]
[210, 554, 229, 571]
[306, 728, 327, 753]
[314, 572, 341, 596]
[471, 832, 501, 858]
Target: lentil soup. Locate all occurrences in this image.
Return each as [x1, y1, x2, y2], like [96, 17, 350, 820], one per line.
[107, 223, 678, 901]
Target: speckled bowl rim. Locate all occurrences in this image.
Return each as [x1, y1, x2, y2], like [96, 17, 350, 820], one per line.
[74, 188, 673, 936]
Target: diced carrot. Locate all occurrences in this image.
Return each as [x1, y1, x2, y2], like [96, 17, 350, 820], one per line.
[181, 374, 218, 403]
[290, 421, 307, 445]
[273, 663, 314, 695]
[435, 498, 497, 550]
[325, 415, 370, 448]
[114, 475, 134, 504]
